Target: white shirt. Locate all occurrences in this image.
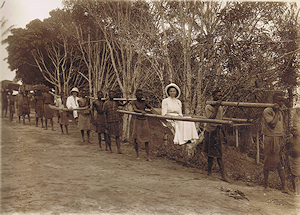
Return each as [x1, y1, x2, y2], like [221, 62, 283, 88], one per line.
[162, 97, 183, 116]
[66, 95, 79, 118]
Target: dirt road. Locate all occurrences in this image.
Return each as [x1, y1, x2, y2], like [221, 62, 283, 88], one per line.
[1, 116, 299, 214]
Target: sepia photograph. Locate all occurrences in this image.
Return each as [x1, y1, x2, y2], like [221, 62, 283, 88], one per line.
[1, 0, 300, 214]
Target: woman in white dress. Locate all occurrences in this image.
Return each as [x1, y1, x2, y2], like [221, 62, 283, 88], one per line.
[162, 83, 199, 145]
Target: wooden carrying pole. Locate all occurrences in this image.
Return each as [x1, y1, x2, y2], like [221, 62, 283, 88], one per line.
[48, 104, 89, 111]
[206, 101, 275, 108]
[87, 97, 138, 101]
[193, 115, 253, 123]
[117, 110, 234, 125]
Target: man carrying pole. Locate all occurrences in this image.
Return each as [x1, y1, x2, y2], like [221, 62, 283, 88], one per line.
[202, 89, 231, 183]
[261, 92, 290, 193]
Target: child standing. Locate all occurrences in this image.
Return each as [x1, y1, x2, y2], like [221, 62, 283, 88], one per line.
[132, 89, 153, 161]
[56, 92, 69, 135]
[92, 91, 107, 150]
[77, 88, 92, 143]
[103, 90, 128, 154]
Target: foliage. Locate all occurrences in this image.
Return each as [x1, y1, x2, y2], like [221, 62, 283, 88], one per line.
[3, 0, 299, 145]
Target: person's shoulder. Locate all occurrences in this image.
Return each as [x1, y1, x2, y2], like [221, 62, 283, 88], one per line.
[205, 104, 213, 110]
[263, 107, 273, 113]
[162, 97, 169, 103]
[103, 100, 110, 106]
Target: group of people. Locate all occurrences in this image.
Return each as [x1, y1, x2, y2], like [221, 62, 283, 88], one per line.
[2, 83, 299, 193]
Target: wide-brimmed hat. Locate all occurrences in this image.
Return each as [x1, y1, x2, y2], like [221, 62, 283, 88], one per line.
[70, 87, 79, 93]
[165, 83, 181, 98]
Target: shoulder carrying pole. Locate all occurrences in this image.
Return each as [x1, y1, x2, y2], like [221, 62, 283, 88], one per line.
[117, 110, 233, 125]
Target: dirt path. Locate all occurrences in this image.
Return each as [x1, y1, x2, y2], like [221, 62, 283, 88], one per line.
[1, 116, 299, 214]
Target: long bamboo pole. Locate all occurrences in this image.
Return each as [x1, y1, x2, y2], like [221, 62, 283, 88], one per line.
[206, 101, 275, 108]
[117, 110, 234, 125]
[86, 97, 138, 101]
[192, 115, 253, 123]
[48, 104, 89, 111]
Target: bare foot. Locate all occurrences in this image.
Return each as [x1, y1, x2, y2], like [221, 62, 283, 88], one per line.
[146, 158, 152, 162]
[281, 188, 291, 195]
[136, 157, 140, 160]
[221, 176, 232, 183]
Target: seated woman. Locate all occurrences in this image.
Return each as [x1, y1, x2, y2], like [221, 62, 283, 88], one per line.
[162, 83, 199, 145]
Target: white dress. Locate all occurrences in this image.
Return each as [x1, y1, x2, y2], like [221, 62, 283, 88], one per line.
[162, 97, 199, 145]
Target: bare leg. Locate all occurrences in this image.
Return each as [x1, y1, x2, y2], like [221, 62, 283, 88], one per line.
[217, 158, 231, 183]
[263, 169, 270, 189]
[145, 142, 151, 161]
[104, 133, 109, 151]
[106, 134, 112, 153]
[116, 136, 122, 154]
[45, 119, 48, 130]
[134, 139, 139, 158]
[207, 156, 213, 176]
[98, 133, 102, 149]
[81, 130, 85, 142]
[36, 117, 38, 127]
[65, 125, 69, 135]
[41, 118, 44, 128]
[278, 166, 289, 194]
[87, 130, 91, 143]
[50, 118, 54, 130]
[60, 124, 64, 134]
[291, 174, 297, 193]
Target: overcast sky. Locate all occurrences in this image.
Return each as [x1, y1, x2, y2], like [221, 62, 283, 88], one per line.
[0, 0, 63, 81]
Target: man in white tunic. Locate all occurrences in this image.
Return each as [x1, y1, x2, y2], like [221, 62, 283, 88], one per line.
[66, 87, 79, 120]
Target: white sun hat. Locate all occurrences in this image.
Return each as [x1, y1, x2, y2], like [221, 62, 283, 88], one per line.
[165, 83, 181, 98]
[70, 87, 79, 93]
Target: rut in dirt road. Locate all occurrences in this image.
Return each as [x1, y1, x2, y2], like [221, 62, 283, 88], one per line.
[1, 117, 299, 214]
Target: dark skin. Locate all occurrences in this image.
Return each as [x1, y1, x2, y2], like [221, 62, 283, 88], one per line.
[8, 91, 15, 122]
[92, 91, 108, 150]
[104, 91, 129, 154]
[18, 92, 23, 123]
[2, 90, 8, 118]
[133, 90, 152, 161]
[263, 94, 289, 194]
[44, 89, 54, 131]
[288, 134, 300, 192]
[35, 90, 44, 128]
[22, 91, 31, 124]
[207, 91, 230, 183]
[59, 93, 69, 135]
[80, 89, 91, 143]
